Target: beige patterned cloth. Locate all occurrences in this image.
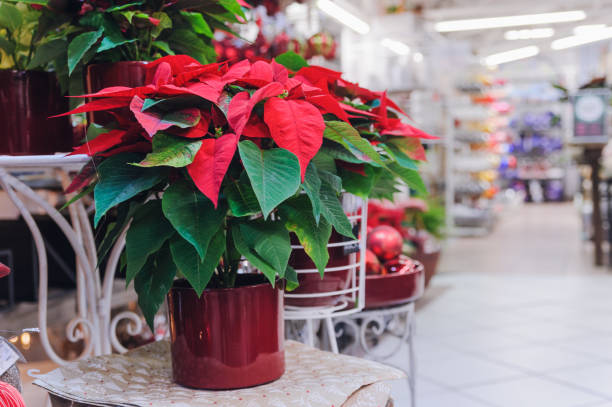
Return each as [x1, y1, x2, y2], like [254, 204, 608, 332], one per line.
[34, 341, 404, 407]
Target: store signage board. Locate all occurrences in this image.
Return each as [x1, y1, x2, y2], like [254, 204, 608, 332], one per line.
[571, 88, 611, 145]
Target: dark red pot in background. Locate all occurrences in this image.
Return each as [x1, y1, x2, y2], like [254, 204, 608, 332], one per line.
[0, 70, 71, 155]
[365, 260, 425, 309]
[85, 61, 147, 125]
[167, 274, 285, 389]
[285, 230, 357, 307]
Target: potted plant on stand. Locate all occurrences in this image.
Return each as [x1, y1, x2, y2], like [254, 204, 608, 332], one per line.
[60, 50, 433, 389]
[32, 0, 246, 122]
[0, 1, 72, 154]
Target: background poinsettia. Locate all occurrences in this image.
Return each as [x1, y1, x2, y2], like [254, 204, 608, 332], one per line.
[62, 51, 434, 329]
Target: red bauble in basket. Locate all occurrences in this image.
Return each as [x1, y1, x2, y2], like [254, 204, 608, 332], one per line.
[0, 382, 25, 407]
[367, 225, 403, 261]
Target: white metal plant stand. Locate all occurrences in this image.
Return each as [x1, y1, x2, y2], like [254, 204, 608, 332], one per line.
[334, 302, 416, 407]
[284, 194, 368, 354]
[0, 154, 142, 365]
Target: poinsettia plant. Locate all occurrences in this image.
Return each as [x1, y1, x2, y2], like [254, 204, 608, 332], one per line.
[60, 51, 434, 328]
[22, 0, 246, 95]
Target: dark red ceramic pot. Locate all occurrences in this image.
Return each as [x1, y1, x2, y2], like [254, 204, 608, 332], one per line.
[413, 248, 441, 288]
[85, 61, 147, 125]
[365, 260, 425, 309]
[0, 70, 71, 155]
[167, 274, 285, 389]
[285, 230, 358, 307]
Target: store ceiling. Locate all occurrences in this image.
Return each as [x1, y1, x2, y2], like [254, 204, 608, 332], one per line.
[418, 0, 612, 56]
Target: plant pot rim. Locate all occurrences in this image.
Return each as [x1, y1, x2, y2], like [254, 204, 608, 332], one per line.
[87, 61, 149, 68]
[171, 275, 276, 293]
[366, 261, 424, 281]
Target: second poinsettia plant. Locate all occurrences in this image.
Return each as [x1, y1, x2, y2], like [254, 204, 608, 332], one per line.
[61, 51, 434, 328]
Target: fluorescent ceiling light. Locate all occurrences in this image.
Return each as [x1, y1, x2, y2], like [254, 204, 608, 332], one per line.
[484, 46, 540, 66]
[435, 10, 586, 32]
[381, 38, 411, 55]
[573, 24, 607, 35]
[413, 52, 424, 62]
[316, 0, 370, 34]
[552, 27, 612, 50]
[504, 28, 555, 40]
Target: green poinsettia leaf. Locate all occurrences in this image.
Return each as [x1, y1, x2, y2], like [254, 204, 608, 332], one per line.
[323, 121, 386, 167]
[161, 180, 226, 260]
[0, 3, 22, 31]
[319, 180, 355, 239]
[238, 140, 301, 219]
[105, 1, 143, 12]
[27, 39, 66, 69]
[168, 29, 215, 64]
[244, 221, 291, 277]
[339, 165, 380, 199]
[67, 28, 104, 75]
[231, 223, 282, 285]
[134, 243, 176, 330]
[302, 163, 322, 224]
[382, 143, 418, 170]
[387, 162, 427, 195]
[284, 265, 299, 291]
[280, 196, 332, 277]
[218, 0, 246, 20]
[125, 200, 175, 284]
[275, 51, 308, 71]
[318, 169, 342, 194]
[224, 172, 260, 217]
[170, 230, 224, 296]
[136, 133, 202, 168]
[97, 200, 141, 267]
[180, 10, 213, 37]
[94, 153, 168, 227]
[152, 40, 174, 55]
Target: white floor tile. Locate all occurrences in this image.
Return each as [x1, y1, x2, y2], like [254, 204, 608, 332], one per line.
[484, 344, 598, 373]
[547, 363, 612, 398]
[437, 330, 533, 354]
[463, 376, 604, 407]
[417, 354, 524, 387]
[559, 335, 612, 361]
[417, 390, 493, 407]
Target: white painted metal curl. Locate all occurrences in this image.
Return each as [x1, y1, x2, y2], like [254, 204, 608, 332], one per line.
[109, 311, 143, 354]
[0, 155, 141, 364]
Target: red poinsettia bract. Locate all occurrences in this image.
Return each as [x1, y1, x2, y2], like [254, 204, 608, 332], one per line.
[58, 54, 435, 206]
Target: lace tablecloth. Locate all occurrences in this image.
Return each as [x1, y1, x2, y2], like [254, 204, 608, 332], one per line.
[34, 341, 404, 407]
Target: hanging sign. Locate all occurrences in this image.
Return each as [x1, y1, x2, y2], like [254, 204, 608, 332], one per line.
[572, 88, 610, 144]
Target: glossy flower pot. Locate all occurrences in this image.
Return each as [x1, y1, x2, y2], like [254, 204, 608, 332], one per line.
[0, 70, 71, 155]
[286, 230, 357, 307]
[167, 274, 285, 389]
[85, 61, 147, 125]
[365, 260, 425, 309]
[413, 248, 441, 288]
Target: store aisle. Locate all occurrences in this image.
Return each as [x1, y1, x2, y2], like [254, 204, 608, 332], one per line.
[388, 203, 612, 406]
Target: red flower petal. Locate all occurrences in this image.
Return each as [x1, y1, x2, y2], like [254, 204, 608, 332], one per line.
[73, 86, 156, 99]
[243, 115, 271, 138]
[263, 98, 325, 181]
[187, 133, 239, 207]
[247, 60, 274, 83]
[148, 17, 161, 26]
[52, 97, 132, 117]
[227, 82, 284, 136]
[98, 141, 152, 157]
[152, 62, 172, 88]
[381, 119, 437, 139]
[69, 129, 127, 156]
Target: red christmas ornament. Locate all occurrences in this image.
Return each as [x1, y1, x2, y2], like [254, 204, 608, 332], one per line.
[0, 381, 25, 407]
[0, 262, 9, 278]
[367, 225, 403, 261]
[364, 249, 383, 275]
[384, 256, 415, 274]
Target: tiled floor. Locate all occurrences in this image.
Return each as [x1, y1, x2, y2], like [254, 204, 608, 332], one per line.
[385, 203, 612, 406]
